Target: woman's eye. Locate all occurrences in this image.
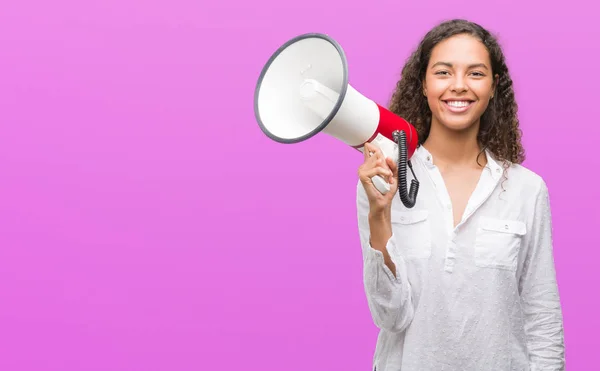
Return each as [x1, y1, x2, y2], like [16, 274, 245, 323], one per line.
[435, 71, 449, 75]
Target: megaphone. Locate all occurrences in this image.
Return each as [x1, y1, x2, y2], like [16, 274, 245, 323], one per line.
[253, 33, 420, 208]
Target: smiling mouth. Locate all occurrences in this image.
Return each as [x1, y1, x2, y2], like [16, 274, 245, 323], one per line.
[443, 100, 474, 113]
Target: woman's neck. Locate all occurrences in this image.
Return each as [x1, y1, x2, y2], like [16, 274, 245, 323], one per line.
[422, 120, 486, 170]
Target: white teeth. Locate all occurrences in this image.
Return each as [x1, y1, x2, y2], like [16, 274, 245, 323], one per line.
[446, 101, 471, 108]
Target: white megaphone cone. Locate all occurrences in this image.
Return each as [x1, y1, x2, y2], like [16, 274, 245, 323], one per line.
[254, 33, 420, 208]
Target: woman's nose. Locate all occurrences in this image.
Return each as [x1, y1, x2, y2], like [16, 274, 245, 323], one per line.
[450, 76, 468, 93]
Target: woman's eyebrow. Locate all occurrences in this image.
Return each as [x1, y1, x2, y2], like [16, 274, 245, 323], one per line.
[431, 61, 489, 70]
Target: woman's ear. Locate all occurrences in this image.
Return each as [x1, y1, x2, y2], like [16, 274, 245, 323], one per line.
[491, 73, 499, 99]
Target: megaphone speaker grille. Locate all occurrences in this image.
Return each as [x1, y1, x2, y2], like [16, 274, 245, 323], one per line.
[254, 33, 348, 143]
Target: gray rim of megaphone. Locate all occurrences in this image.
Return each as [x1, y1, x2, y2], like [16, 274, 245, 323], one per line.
[254, 32, 349, 144]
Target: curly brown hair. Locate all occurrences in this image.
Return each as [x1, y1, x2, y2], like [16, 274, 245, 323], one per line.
[388, 19, 525, 165]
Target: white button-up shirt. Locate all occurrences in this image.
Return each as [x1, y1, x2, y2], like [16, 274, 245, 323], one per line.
[356, 145, 565, 371]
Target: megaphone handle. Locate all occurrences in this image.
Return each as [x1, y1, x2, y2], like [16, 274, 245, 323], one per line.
[366, 148, 392, 194]
[372, 174, 391, 194]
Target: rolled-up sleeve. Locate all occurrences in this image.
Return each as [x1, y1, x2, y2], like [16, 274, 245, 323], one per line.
[519, 179, 565, 370]
[357, 183, 415, 333]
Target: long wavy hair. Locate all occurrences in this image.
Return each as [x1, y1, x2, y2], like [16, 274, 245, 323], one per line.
[388, 19, 525, 166]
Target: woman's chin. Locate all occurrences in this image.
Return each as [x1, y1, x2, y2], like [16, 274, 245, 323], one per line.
[436, 117, 479, 133]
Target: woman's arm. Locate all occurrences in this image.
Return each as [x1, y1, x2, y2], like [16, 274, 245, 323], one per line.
[519, 179, 565, 370]
[368, 210, 396, 275]
[357, 183, 415, 333]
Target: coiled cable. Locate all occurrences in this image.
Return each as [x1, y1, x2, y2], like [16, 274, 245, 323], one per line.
[393, 130, 419, 208]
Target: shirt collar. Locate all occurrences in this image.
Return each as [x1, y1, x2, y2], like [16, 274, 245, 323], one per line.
[414, 145, 504, 181]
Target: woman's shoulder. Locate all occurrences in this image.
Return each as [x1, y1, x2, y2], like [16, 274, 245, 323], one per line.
[506, 161, 543, 182]
[505, 161, 549, 198]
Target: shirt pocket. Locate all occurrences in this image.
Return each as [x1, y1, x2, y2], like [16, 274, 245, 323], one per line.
[474, 216, 526, 271]
[391, 209, 432, 259]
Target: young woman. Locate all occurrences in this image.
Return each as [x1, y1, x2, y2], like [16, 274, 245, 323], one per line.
[357, 19, 565, 370]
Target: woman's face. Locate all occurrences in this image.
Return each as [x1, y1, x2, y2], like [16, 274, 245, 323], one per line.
[423, 34, 497, 133]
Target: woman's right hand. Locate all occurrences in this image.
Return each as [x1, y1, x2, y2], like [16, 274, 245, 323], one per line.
[358, 142, 399, 215]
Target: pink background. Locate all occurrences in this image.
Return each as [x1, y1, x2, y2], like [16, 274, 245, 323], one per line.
[1, 0, 598, 369]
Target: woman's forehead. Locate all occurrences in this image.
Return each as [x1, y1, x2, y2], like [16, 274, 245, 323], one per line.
[429, 34, 491, 66]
